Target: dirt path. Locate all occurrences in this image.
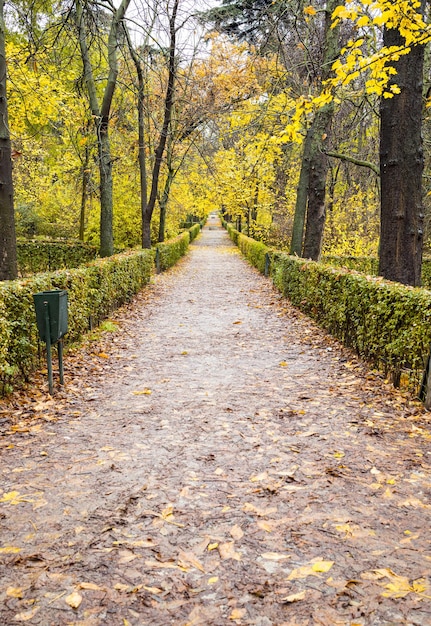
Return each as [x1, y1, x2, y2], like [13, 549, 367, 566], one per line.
[1, 219, 431, 626]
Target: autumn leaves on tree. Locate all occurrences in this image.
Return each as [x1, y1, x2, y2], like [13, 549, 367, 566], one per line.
[0, 0, 430, 285]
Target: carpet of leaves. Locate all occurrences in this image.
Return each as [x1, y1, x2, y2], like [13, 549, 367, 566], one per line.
[1, 220, 431, 626]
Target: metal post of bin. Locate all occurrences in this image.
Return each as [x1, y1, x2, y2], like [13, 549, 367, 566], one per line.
[33, 290, 68, 395]
[43, 301, 54, 395]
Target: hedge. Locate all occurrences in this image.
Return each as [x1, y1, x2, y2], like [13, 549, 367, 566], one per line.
[225, 225, 431, 389]
[0, 225, 199, 394]
[17, 240, 98, 276]
[156, 231, 191, 272]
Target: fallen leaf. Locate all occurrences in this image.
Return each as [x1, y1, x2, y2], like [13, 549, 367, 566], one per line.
[143, 586, 163, 594]
[261, 552, 291, 561]
[0, 546, 21, 554]
[178, 550, 205, 573]
[79, 582, 103, 591]
[233, 320, 242, 325]
[230, 525, 244, 540]
[288, 560, 334, 580]
[132, 389, 152, 395]
[279, 361, 288, 367]
[282, 590, 306, 603]
[208, 577, 219, 584]
[312, 560, 334, 573]
[97, 352, 110, 359]
[14, 607, 40, 622]
[65, 591, 82, 609]
[6, 586, 23, 598]
[218, 542, 241, 561]
[229, 608, 246, 620]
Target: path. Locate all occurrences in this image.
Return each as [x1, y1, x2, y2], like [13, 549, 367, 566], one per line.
[1, 220, 431, 625]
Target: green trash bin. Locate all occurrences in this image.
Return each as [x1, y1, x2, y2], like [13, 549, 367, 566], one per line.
[33, 290, 68, 344]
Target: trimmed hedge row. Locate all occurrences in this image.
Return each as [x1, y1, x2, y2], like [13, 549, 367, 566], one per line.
[225, 225, 431, 387]
[17, 241, 98, 276]
[156, 231, 191, 272]
[0, 225, 200, 394]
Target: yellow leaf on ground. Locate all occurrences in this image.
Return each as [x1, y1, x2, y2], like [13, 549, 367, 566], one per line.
[257, 520, 275, 533]
[0, 546, 21, 554]
[243, 502, 277, 517]
[279, 361, 288, 367]
[312, 560, 334, 573]
[65, 591, 82, 609]
[132, 389, 152, 395]
[79, 582, 103, 591]
[229, 608, 246, 620]
[97, 352, 110, 359]
[208, 577, 219, 584]
[208, 542, 219, 551]
[14, 607, 40, 622]
[6, 587, 23, 598]
[288, 560, 334, 580]
[143, 586, 163, 594]
[282, 590, 306, 603]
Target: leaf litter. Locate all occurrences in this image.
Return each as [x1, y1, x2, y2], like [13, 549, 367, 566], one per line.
[0, 222, 431, 624]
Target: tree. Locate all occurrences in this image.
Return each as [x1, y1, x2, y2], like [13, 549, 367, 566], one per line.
[378, 18, 425, 286]
[0, 0, 17, 281]
[75, 0, 131, 257]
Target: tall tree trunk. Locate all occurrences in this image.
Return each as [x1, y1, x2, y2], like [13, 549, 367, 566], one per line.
[75, 0, 131, 257]
[123, 26, 149, 249]
[0, 0, 17, 281]
[290, 0, 343, 259]
[290, 130, 312, 255]
[158, 166, 174, 243]
[142, 0, 179, 248]
[378, 24, 425, 286]
[79, 141, 90, 242]
[302, 101, 334, 259]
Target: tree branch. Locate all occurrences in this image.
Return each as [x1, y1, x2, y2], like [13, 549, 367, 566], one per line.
[325, 150, 379, 175]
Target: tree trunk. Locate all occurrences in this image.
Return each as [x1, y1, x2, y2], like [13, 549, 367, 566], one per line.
[302, 101, 334, 260]
[290, 130, 312, 255]
[123, 26, 149, 249]
[378, 24, 425, 286]
[75, 0, 131, 257]
[290, 0, 343, 259]
[0, 0, 17, 281]
[79, 141, 90, 241]
[158, 166, 174, 243]
[142, 0, 179, 248]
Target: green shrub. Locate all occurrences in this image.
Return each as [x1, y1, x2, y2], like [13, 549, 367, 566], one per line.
[237, 233, 270, 274]
[226, 224, 431, 388]
[188, 223, 201, 242]
[0, 249, 155, 393]
[17, 240, 98, 276]
[156, 231, 190, 272]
